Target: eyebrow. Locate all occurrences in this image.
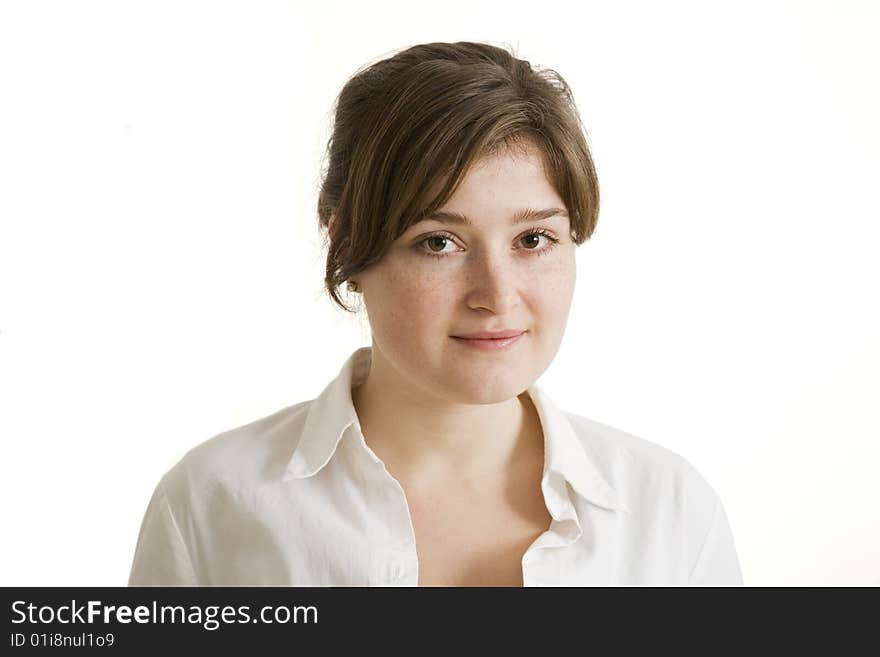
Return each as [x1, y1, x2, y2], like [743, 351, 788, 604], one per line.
[420, 207, 568, 226]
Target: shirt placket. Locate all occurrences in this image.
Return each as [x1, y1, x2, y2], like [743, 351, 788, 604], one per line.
[354, 432, 420, 586]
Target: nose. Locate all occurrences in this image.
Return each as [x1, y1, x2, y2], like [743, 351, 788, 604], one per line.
[463, 249, 520, 314]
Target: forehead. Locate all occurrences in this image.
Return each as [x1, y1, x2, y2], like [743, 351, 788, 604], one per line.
[420, 143, 564, 224]
[462, 144, 552, 187]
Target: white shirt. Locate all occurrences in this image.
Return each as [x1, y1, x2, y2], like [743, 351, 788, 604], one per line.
[129, 346, 743, 586]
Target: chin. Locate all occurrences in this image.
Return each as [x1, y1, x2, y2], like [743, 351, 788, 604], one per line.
[443, 374, 528, 406]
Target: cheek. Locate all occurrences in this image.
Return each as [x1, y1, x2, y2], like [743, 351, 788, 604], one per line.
[528, 256, 576, 316]
[370, 263, 454, 335]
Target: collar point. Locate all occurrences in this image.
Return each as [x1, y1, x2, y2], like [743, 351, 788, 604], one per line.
[283, 455, 316, 481]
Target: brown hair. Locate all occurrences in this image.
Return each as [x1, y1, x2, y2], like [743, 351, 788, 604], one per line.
[317, 41, 600, 313]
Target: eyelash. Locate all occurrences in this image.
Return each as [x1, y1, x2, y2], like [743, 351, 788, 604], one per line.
[416, 228, 560, 260]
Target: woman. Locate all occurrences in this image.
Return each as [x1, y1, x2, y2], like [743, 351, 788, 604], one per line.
[129, 41, 743, 586]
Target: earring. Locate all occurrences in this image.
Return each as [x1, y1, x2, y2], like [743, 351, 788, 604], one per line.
[346, 280, 360, 293]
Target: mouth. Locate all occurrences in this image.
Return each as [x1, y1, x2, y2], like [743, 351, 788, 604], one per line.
[451, 329, 526, 340]
[450, 331, 526, 351]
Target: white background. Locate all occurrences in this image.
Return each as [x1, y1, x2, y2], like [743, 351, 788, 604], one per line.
[1, 0, 877, 586]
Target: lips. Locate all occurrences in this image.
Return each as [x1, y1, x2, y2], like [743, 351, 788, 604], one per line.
[451, 329, 526, 340]
[450, 331, 526, 351]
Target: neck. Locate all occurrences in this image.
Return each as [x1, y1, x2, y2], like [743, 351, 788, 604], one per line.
[350, 350, 543, 483]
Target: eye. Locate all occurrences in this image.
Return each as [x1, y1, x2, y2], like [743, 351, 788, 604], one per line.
[519, 229, 559, 253]
[415, 228, 560, 259]
[421, 234, 458, 257]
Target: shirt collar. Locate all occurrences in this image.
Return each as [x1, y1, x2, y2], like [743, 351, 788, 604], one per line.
[283, 347, 629, 515]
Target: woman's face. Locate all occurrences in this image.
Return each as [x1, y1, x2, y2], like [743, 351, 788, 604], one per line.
[357, 142, 577, 405]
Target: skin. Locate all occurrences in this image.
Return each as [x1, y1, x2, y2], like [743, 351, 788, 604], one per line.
[347, 139, 577, 487]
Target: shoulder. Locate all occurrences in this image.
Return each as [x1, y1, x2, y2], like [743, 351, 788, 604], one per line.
[563, 412, 721, 519]
[564, 412, 742, 584]
[160, 399, 314, 504]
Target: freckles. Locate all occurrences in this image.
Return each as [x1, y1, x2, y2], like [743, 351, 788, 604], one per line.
[420, 271, 451, 297]
[528, 259, 575, 302]
[387, 263, 447, 310]
[389, 258, 436, 290]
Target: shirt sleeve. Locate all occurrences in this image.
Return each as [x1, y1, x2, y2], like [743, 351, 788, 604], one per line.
[688, 496, 744, 585]
[128, 476, 199, 586]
